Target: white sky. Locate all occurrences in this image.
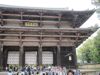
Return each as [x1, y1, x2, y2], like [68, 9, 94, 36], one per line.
[80, 12, 100, 28]
[0, 0, 95, 10]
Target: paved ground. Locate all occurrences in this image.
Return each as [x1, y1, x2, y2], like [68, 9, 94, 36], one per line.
[0, 72, 7, 75]
[0, 72, 17, 75]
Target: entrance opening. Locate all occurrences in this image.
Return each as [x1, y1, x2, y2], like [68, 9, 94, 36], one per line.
[7, 51, 19, 65]
[24, 46, 38, 66]
[42, 47, 55, 65]
[3, 46, 19, 68]
[42, 51, 53, 65]
[25, 51, 37, 65]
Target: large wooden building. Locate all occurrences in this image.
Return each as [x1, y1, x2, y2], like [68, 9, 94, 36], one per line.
[0, 5, 95, 69]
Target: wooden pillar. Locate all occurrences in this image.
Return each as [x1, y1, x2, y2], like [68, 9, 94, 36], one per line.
[57, 13, 61, 28]
[53, 47, 57, 66]
[39, 12, 43, 27]
[38, 44, 42, 66]
[3, 48, 8, 70]
[72, 46, 77, 69]
[57, 44, 61, 66]
[57, 32, 62, 66]
[19, 32, 24, 68]
[73, 14, 78, 28]
[19, 45, 24, 68]
[73, 32, 79, 68]
[0, 42, 3, 69]
[20, 12, 24, 26]
[0, 11, 3, 26]
[37, 31, 42, 66]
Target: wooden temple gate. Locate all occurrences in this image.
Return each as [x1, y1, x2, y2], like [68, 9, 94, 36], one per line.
[0, 5, 94, 69]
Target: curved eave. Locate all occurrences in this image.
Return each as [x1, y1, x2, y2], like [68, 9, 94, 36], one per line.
[0, 4, 95, 27]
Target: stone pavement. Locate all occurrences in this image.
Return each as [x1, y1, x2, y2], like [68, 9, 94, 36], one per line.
[0, 72, 17, 75]
[0, 72, 7, 75]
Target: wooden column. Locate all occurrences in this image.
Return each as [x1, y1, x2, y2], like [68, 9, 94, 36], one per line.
[57, 44, 61, 66]
[19, 45, 24, 68]
[19, 32, 24, 68]
[0, 42, 3, 69]
[3, 48, 8, 70]
[20, 12, 24, 26]
[21, 12, 23, 20]
[75, 32, 80, 47]
[38, 44, 42, 66]
[53, 47, 57, 66]
[0, 11, 3, 26]
[72, 46, 77, 69]
[57, 32, 62, 66]
[70, 32, 78, 68]
[57, 13, 61, 28]
[73, 14, 78, 28]
[38, 31, 42, 66]
[39, 12, 43, 27]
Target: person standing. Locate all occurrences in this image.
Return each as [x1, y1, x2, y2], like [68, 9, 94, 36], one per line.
[7, 70, 13, 75]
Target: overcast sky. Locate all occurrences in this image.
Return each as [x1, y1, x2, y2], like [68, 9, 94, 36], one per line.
[0, 0, 95, 10]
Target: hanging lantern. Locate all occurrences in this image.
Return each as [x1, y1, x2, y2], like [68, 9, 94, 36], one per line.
[69, 56, 72, 61]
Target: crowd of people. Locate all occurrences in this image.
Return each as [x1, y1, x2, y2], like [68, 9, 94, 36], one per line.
[6, 65, 80, 75]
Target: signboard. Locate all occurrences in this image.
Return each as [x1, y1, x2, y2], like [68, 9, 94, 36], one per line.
[24, 22, 38, 27]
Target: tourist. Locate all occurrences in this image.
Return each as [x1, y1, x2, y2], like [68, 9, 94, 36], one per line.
[5, 66, 8, 71]
[75, 69, 80, 75]
[7, 69, 13, 75]
[67, 70, 74, 75]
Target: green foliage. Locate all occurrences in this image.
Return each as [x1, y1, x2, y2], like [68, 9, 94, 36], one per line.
[77, 29, 100, 64]
[77, 39, 94, 63]
[92, 31, 100, 63]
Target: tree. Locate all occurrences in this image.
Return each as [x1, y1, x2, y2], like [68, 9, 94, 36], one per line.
[77, 39, 94, 63]
[77, 29, 100, 64]
[91, 30, 100, 63]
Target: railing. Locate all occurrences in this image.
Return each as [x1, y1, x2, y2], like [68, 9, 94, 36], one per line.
[79, 64, 100, 69]
[78, 64, 100, 75]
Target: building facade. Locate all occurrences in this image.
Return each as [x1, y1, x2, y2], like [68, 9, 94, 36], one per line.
[0, 5, 94, 69]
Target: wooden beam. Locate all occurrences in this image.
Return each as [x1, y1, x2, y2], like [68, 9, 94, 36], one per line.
[2, 13, 60, 19]
[3, 19, 59, 24]
[0, 39, 20, 42]
[0, 27, 92, 32]
[0, 34, 19, 36]
[0, 34, 89, 38]
[0, 38, 79, 42]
